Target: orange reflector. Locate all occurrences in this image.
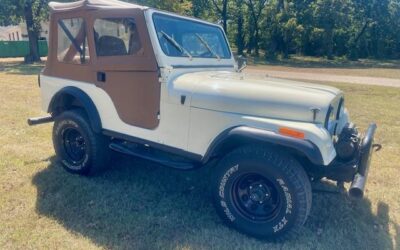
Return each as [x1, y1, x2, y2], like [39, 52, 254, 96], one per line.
[279, 127, 305, 139]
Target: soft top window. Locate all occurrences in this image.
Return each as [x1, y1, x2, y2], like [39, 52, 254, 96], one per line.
[94, 18, 142, 57]
[57, 18, 89, 64]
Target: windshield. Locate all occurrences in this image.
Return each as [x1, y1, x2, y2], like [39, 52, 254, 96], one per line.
[153, 13, 231, 59]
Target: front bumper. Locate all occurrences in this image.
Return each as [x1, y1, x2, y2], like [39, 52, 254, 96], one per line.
[313, 123, 378, 199]
[348, 123, 378, 198]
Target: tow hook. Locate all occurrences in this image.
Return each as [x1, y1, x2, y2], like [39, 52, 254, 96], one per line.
[372, 144, 382, 152]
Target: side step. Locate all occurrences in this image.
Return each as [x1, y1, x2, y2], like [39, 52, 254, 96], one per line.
[109, 142, 197, 170]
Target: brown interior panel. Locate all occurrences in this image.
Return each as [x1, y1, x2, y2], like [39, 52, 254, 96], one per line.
[97, 71, 160, 129]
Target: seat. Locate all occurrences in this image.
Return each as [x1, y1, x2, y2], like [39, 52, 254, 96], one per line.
[96, 35, 127, 56]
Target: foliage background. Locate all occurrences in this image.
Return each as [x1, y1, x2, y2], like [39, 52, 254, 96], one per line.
[1, 0, 400, 61]
[134, 0, 400, 60]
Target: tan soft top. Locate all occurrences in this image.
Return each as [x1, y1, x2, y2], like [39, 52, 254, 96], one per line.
[48, 0, 147, 12]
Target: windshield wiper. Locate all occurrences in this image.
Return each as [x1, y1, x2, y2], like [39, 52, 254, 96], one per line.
[195, 33, 220, 60]
[160, 31, 192, 59]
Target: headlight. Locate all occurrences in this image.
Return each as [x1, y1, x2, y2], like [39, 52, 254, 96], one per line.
[325, 98, 345, 136]
[336, 98, 344, 120]
[325, 106, 336, 135]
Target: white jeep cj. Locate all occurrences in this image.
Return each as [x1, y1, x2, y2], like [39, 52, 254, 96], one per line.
[28, 0, 379, 239]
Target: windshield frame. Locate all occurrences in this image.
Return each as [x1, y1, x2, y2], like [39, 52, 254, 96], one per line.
[151, 12, 232, 60]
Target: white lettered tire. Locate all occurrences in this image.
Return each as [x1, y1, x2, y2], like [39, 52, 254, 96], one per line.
[213, 145, 312, 239]
[53, 109, 110, 176]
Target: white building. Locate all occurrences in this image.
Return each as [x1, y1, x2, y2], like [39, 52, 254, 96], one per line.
[0, 22, 49, 41]
[0, 25, 22, 41]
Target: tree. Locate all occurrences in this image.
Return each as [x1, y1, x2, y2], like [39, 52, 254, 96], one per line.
[234, 0, 245, 55]
[2, 0, 400, 62]
[245, 0, 267, 56]
[24, 0, 47, 63]
[210, 0, 229, 33]
[133, 0, 193, 15]
[192, 0, 210, 18]
[311, 0, 352, 59]
[0, 0, 50, 63]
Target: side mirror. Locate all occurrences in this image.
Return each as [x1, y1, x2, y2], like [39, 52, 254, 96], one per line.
[237, 56, 247, 72]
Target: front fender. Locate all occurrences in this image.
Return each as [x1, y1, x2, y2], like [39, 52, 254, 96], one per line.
[202, 126, 324, 165]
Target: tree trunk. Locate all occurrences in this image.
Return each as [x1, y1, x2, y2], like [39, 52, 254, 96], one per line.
[348, 20, 370, 60]
[222, 1, 228, 34]
[236, 0, 245, 55]
[211, 0, 229, 34]
[246, 31, 254, 54]
[222, 14, 228, 34]
[24, 0, 41, 63]
[283, 32, 289, 59]
[245, 0, 266, 57]
[254, 26, 260, 57]
[325, 27, 334, 60]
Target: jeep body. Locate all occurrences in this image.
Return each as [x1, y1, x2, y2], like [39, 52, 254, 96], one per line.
[30, 0, 378, 239]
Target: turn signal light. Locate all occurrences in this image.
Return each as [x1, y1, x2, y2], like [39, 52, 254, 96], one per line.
[279, 127, 305, 139]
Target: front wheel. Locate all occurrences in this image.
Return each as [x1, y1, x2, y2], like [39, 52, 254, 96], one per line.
[53, 109, 110, 176]
[213, 145, 312, 240]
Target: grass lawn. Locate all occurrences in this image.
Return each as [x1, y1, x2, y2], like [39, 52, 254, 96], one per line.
[0, 59, 399, 249]
[249, 55, 400, 79]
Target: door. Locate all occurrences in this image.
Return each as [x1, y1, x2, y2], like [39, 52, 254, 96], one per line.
[88, 9, 160, 129]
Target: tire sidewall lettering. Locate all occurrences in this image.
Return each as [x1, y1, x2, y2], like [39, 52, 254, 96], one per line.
[61, 153, 89, 170]
[276, 178, 293, 215]
[272, 178, 293, 233]
[219, 164, 239, 221]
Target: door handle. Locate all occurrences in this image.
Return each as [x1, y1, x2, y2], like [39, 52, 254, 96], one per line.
[97, 72, 106, 82]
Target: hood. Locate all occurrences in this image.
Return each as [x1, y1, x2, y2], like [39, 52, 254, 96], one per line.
[173, 71, 343, 124]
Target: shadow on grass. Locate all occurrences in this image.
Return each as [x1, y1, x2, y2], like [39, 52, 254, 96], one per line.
[0, 60, 44, 75]
[32, 155, 397, 249]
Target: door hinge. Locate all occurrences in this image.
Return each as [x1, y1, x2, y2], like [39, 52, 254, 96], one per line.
[180, 95, 186, 105]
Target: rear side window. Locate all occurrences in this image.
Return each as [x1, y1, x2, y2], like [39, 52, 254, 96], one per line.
[57, 18, 89, 64]
[94, 18, 142, 57]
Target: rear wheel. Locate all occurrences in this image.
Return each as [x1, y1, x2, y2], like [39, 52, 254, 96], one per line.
[53, 109, 110, 176]
[213, 145, 312, 239]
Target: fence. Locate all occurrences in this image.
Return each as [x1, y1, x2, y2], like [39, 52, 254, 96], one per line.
[0, 40, 48, 58]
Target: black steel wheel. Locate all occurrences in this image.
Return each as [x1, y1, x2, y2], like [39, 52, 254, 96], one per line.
[232, 173, 283, 222]
[53, 109, 110, 176]
[62, 127, 87, 165]
[213, 145, 312, 240]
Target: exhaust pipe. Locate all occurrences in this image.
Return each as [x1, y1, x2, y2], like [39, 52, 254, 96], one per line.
[27, 115, 54, 126]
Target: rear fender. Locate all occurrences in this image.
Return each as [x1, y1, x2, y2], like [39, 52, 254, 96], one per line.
[48, 87, 102, 133]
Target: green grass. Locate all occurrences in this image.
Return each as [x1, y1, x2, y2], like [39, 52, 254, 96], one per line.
[247, 55, 400, 79]
[0, 59, 399, 249]
[251, 55, 400, 68]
